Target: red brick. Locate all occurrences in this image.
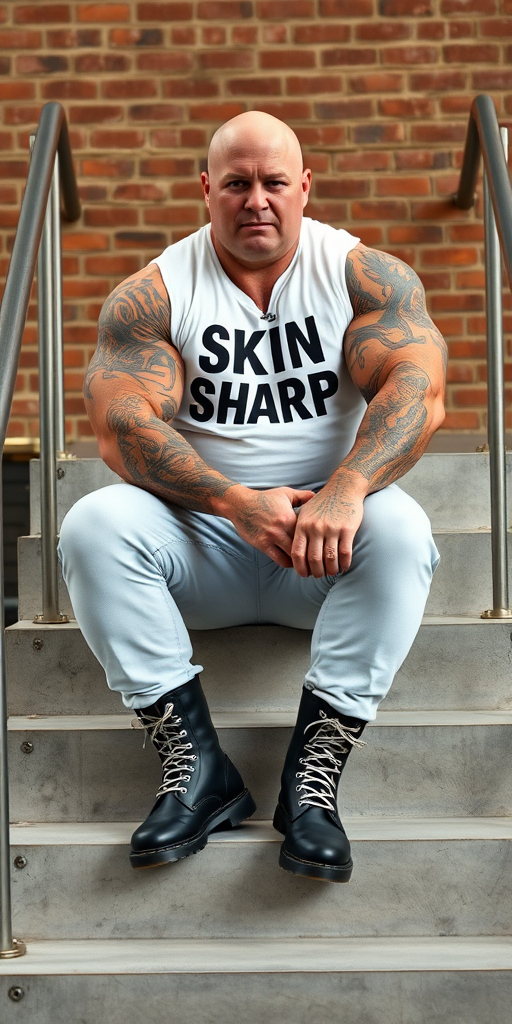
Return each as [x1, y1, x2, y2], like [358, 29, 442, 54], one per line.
[0, 133, 13, 151]
[0, 57, 8, 75]
[0, 209, 19, 228]
[395, 151, 450, 170]
[319, 0, 372, 12]
[0, 28, 41, 48]
[377, 176, 431, 197]
[47, 28, 101, 45]
[444, 44, 499, 61]
[164, 79, 220, 98]
[14, 5, 70, 23]
[172, 181, 203, 199]
[129, 104, 183, 121]
[63, 349, 86, 366]
[351, 200, 408, 220]
[84, 208, 139, 228]
[43, 81, 96, 100]
[322, 48, 377, 66]
[474, 72, 512, 96]
[200, 50, 254, 69]
[440, 96, 474, 115]
[90, 130, 145, 149]
[296, 125, 345, 145]
[180, 128, 207, 145]
[103, 79, 157, 99]
[202, 27, 226, 45]
[114, 183, 167, 201]
[380, 0, 432, 11]
[79, 185, 109, 201]
[349, 72, 403, 93]
[63, 280, 112, 297]
[190, 102, 245, 121]
[0, 83, 35, 100]
[198, 0, 253, 14]
[418, 21, 445, 38]
[441, 0, 497, 11]
[110, 27, 163, 45]
[232, 26, 258, 43]
[85, 255, 141, 275]
[287, 75, 340, 95]
[62, 232, 110, 250]
[77, 4, 129, 19]
[449, 224, 485, 243]
[412, 124, 467, 143]
[305, 154, 329, 173]
[357, 227, 384, 246]
[115, 230, 167, 248]
[316, 179, 370, 199]
[75, 54, 130, 72]
[431, 293, 483, 311]
[456, 270, 486, 288]
[140, 157, 195, 176]
[381, 97, 434, 117]
[149, 129, 180, 148]
[4, 106, 41, 126]
[441, 411, 480, 429]
[137, 53, 192, 71]
[448, 19, 475, 37]
[432, 317, 464, 337]
[316, 99, 373, 120]
[422, 246, 478, 266]
[171, 27, 195, 44]
[82, 158, 136, 178]
[467, 316, 487, 334]
[255, 101, 311, 119]
[262, 26, 288, 43]
[389, 225, 443, 243]
[225, 77, 280, 96]
[411, 70, 467, 90]
[335, 151, 390, 172]
[258, 0, 313, 13]
[144, 206, 199, 225]
[137, 3, 194, 19]
[16, 55, 68, 73]
[356, 22, 411, 41]
[305, 201, 347, 222]
[352, 123, 405, 144]
[452, 388, 487, 407]
[259, 50, 315, 69]
[294, 24, 349, 43]
[383, 46, 438, 64]
[70, 106, 123, 124]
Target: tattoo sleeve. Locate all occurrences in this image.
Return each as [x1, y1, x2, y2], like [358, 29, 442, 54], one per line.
[341, 248, 447, 490]
[85, 271, 237, 512]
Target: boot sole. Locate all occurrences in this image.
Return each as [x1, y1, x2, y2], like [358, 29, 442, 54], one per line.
[279, 846, 353, 883]
[130, 789, 256, 869]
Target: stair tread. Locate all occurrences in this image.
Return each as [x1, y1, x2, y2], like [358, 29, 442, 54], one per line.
[8, 710, 512, 729]
[8, 614, 511, 631]
[10, 818, 512, 844]
[1, 936, 511, 976]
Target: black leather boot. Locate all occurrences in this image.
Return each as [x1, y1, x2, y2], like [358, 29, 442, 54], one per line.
[130, 675, 256, 868]
[273, 687, 366, 883]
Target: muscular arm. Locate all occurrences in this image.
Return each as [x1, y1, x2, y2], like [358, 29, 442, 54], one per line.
[291, 244, 447, 578]
[85, 264, 313, 566]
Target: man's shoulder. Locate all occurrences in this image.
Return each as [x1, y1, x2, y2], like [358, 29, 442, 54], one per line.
[301, 216, 360, 253]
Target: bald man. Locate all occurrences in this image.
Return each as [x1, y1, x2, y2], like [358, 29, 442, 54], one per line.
[59, 111, 446, 884]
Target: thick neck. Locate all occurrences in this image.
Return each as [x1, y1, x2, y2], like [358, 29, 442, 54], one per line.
[210, 231, 299, 314]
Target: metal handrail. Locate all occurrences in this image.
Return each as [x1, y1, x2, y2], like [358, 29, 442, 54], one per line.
[454, 95, 512, 619]
[0, 103, 80, 958]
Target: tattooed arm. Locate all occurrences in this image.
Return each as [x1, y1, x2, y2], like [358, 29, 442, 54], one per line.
[291, 244, 446, 579]
[85, 263, 313, 567]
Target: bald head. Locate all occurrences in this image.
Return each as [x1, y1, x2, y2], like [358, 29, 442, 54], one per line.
[201, 110, 311, 271]
[208, 111, 303, 179]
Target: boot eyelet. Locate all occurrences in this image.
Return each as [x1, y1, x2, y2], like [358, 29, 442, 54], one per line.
[184, 775, 190, 781]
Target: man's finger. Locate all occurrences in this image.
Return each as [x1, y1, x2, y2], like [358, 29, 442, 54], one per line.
[323, 540, 340, 576]
[291, 531, 310, 577]
[338, 539, 353, 573]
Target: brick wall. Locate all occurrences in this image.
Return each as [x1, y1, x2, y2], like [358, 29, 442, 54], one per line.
[1, 0, 511, 441]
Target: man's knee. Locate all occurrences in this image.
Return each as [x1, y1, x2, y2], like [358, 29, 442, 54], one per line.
[359, 485, 436, 564]
[59, 484, 133, 564]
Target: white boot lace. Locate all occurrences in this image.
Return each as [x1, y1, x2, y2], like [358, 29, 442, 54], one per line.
[138, 702, 197, 798]
[295, 710, 366, 811]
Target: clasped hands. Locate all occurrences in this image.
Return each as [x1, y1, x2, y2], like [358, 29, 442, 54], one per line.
[226, 480, 365, 579]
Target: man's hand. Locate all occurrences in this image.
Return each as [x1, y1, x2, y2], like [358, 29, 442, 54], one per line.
[224, 485, 315, 568]
[291, 476, 365, 578]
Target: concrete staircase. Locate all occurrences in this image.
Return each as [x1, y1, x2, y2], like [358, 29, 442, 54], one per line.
[1, 453, 511, 1021]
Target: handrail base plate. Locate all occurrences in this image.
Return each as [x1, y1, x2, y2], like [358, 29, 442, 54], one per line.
[0, 938, 27, 959]
[481, 607, 512, 618]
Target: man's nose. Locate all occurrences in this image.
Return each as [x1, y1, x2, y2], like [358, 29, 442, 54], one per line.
[244, 182, 268, 211]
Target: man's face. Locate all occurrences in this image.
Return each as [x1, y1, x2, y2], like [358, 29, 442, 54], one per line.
[201, 131, 311, 269]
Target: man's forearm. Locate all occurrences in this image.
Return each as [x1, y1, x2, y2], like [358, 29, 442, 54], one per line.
[335, 359, 444, 495]
[103, 396, 239, 515]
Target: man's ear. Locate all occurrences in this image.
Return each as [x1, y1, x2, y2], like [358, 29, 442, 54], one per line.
[301, 168, 312, 208]
[201, 171, 210, 206]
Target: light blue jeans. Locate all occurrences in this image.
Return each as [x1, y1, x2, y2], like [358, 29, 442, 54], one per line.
[58, 482, 439, 722]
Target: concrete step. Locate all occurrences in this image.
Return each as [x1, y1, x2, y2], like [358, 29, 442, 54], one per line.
[10, 819, 512, 939]
[6, 617, 512, 717]
[28, 452, 512, 533]
[16, 529, 512, 620]
[7, 711, 512, 823]
[1, 937, 511, 1024]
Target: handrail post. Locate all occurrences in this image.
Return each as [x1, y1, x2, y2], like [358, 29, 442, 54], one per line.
[0, 475, 25, 958]
[34, 148, 69, 625]
[51, 152, 66, 456]
[481, 126, 512, 619]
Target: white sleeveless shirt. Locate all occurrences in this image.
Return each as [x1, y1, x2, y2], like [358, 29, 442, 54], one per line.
[152, 217, 366, 491]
